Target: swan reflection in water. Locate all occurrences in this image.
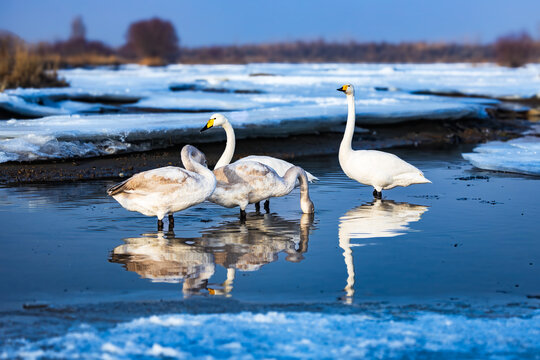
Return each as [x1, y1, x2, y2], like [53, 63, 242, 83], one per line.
[110, 213, 315, 297]
[339, 199, 428, 303]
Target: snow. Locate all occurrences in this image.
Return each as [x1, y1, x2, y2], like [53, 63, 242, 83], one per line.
[462, 136, 540, 176]
[1, 311, 539, 359]
[0, 63, 538, 163]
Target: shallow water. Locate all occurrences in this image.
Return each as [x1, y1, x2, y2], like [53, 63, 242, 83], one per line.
[1, 148, 539, 358]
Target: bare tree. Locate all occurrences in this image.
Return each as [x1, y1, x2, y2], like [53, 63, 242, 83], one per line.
[70, 16, 86, 41]
[125, 18, 180, 62]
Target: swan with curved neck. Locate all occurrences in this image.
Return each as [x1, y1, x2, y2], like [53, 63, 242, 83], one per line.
[184, 152, 314, 220]
[337, 84, 431, 198]
[200, 114, 319, 180]
[107, 145, 216, 230]
[200, 113, 318, 212]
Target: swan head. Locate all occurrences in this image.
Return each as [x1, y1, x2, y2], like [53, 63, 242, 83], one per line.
[337, 84, 354, 95]
[301, 197, 315, 214]
[200, 113, 228, 132]
[181, 145, 208, 170]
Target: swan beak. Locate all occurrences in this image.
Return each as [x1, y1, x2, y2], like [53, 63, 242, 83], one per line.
[337, 85, 348, 93]
[200, 119, 214, 133]
[337, 87, 346, 92]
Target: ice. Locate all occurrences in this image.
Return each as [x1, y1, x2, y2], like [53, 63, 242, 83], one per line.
[1, 63, 537, 163]
[1, 311, 539, 359]
[462, 137, 540, 176]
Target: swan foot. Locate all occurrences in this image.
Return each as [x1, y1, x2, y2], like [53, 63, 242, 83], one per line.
[372, 189, 382, 199]
[255, 202, 261, 213]
[157, 219, 164, 231]
[239, 209, 247, 223]
[264, 200, 270, 213]
[168, 214, 175, 231]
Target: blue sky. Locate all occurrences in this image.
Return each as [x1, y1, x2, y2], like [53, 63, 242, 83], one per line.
[1, 0, 539, 47]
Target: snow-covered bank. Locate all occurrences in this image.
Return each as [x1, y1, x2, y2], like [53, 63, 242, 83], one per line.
[0, 63, 537, 163]
[463, 136, 540, 176]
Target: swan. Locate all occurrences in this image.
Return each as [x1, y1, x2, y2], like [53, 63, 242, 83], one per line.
[337, 84, 431, 198]
[184, 154, 314, 220]
[107, 145, 216, 231]
[200, 113, 318, 211]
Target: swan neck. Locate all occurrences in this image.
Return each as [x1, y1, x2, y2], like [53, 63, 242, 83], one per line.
[284, 167, 314, 213]
[182, 148, 215, 181]
[340, 93, 356, 155]
[215, 121, 235, 169]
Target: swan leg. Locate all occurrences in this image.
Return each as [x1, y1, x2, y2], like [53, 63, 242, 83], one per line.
[372, 189, 382, 199]
[239, 209, 247, 222]
[264, 200, 270, 213]
[157, 219, 164, 231]
[168, 214, 175, 231]
[255, 202, 261, 213]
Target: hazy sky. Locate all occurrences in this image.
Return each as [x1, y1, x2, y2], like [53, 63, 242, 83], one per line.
[1, 0, 539, 47]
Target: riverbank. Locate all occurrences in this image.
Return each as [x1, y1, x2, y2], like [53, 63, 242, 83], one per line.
[0, 116, 531, 184]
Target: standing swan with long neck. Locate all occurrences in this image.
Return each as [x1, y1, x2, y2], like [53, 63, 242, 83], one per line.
[200, 113, 318, 212]
[107, 145, 216, 230]
[337, 84, 431, 198]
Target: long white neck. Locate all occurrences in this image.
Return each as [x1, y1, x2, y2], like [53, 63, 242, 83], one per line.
[339, 93, 356, 161]
[214, 121, 236, 169]
[282, 166, 314, 213]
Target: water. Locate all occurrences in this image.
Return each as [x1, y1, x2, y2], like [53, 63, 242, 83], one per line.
[1, 148, 539, 358]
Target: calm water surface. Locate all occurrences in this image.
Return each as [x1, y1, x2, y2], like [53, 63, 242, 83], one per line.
[0, 147, 539, 358]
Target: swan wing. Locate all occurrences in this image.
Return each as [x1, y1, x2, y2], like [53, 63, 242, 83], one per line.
[344, 150, 427, 188]
[107, 166, 195, 196]
[239, 155, 319, 182]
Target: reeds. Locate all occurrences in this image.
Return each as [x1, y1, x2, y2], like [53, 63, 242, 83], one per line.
[0, 33, 67, 91]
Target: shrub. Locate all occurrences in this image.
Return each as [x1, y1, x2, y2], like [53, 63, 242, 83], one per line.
[124, 18, 180, 63]
[494, 32, 534, 67]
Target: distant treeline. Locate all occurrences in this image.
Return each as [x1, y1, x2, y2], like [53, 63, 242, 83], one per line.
[179, 41, 496, 64]
[1, 16, 539, 90]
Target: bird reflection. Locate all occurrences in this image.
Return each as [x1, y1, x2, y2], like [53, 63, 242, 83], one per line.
[109, 213, 315, 297]
[338, 199, 428, 303]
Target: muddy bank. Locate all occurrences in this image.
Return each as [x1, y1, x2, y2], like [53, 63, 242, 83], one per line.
[0, 117, 531, 185]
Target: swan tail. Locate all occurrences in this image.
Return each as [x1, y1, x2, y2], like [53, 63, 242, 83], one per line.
[306, 171, 319, 183]
[394, 172, 431, 185]
[107, 179, 130, 196]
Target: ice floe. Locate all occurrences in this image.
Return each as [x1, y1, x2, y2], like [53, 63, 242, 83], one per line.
[0, 63, 537, 163]
[1, 311, 539, 359]
[463, 136, 540, 176]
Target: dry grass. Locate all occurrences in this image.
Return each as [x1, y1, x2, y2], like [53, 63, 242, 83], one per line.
[0, 34, 67, 90]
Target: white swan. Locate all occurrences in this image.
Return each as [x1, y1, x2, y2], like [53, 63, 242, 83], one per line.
[200, 113, 318, 211]
[184, 155, 314, 220]
[337, 84, 431, 198]
[107, 145, 216, 230]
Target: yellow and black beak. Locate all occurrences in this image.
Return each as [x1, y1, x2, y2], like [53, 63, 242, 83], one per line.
[200, 118, 215, 133]
[337, 85, 348, 93]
